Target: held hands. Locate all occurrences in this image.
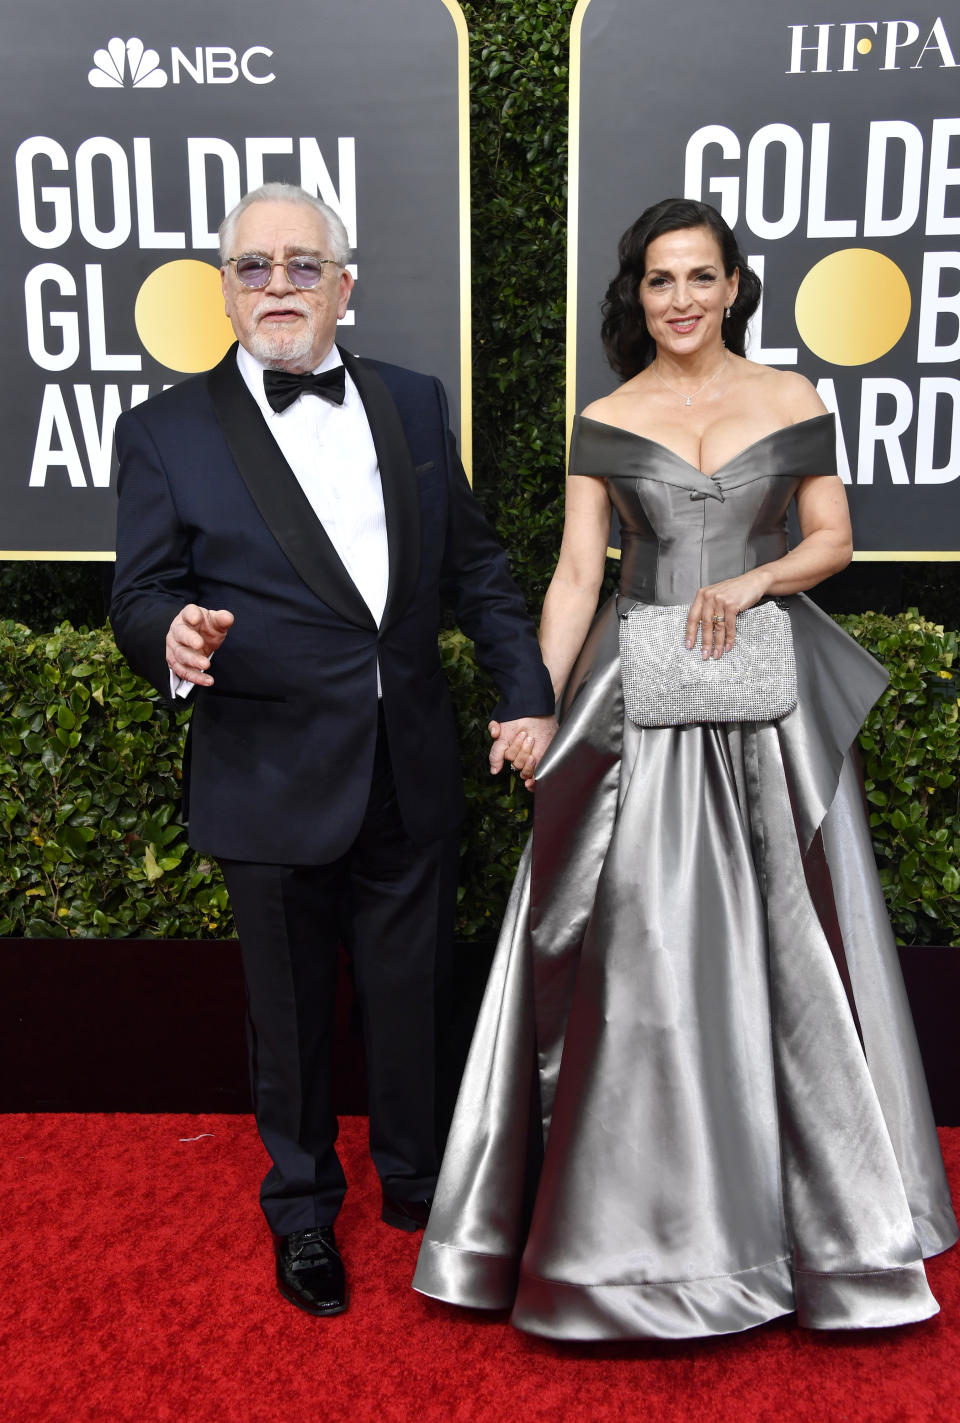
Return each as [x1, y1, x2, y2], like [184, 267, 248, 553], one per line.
[685, 570, 771, 660]
[488, 715, 559, 791]
[166, 604, 235, 687]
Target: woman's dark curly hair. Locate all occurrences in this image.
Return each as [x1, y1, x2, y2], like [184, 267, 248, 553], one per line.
[600, 198, 762, 380]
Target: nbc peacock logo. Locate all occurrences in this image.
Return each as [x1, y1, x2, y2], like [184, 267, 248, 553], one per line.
[88, 37, 167, 89]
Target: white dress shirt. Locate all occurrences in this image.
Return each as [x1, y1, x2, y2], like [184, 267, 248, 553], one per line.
[174, 344, 389, 697]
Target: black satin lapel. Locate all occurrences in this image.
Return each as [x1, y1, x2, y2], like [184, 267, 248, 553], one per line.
[341, 348, 421, 629]
[207, 347, 376, 630]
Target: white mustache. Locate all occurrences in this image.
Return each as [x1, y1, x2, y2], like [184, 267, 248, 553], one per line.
[252, 296, 311, 321]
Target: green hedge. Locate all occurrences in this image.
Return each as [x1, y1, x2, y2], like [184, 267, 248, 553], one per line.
[0, 621, 225, 940]
[0, 620, 530, 942]
[459, 0, 573, 609]
[1, 612, 957, 945]
[833, 610, 960, 944]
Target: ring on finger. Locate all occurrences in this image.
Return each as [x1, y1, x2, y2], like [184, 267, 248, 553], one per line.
[711, 614, 724, 624]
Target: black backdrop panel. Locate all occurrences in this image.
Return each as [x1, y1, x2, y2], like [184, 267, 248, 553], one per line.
[571, 0, 960, 556]
[1, 0, 468, 556]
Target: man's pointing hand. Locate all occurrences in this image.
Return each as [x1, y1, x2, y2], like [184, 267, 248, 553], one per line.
[166, 604, 235, 687]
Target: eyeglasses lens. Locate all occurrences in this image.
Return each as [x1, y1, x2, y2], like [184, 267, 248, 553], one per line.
[235, 258, 270, 288]
[287, 258, 324, 289]
[234, 257, 325, 289]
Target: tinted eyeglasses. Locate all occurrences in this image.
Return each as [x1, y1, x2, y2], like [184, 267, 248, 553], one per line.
[226, 254, 341, 290]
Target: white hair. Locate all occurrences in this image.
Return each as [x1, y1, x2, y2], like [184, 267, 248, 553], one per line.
[218, 183, 351, 266]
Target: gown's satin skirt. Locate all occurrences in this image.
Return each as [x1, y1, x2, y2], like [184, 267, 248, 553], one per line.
[413, 601, 958, 1340]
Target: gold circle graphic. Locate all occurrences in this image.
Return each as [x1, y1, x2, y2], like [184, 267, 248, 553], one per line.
[857, 37, 872, 54]
[135, 260, 234, 373]
[795, 249, 910, 366]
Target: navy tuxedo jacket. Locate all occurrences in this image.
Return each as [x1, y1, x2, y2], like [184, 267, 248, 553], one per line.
[110, 344, 553, 864]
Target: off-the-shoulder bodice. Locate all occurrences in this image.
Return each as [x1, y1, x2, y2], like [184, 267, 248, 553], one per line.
[569, 413, 837, 604]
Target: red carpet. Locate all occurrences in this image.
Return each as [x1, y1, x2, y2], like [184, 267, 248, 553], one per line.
[1, 1116, 957, 1423]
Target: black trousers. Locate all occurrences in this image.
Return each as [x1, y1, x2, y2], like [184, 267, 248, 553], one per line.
[219, 710, 459, 1235]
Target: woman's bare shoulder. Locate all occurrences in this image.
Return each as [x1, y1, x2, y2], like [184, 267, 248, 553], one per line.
[736, 360, 826, 422]
[580, 375, 652, 427]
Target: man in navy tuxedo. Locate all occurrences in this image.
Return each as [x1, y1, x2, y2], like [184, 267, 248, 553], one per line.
[110, 183, 556, 1316]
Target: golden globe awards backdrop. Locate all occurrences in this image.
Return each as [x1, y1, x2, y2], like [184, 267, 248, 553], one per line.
[1, 0, 469, 558]
[569, 0, 960, 557]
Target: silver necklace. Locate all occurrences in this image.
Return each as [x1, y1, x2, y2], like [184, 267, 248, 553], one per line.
[650, 353, 728, 407]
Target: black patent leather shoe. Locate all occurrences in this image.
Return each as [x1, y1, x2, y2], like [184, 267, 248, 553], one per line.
[275, 1225, 347, 1316]
[380, 1192, 433, 1232]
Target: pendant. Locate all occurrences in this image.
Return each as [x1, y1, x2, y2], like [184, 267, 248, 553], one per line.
[684, 396, 692, 406]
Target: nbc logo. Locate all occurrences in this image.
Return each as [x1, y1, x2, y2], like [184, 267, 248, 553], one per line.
[87, 36, 275, 87]
[88, 37, 167, 88]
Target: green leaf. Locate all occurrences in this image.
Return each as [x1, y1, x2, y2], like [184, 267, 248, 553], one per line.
[143, 845, 163, 882]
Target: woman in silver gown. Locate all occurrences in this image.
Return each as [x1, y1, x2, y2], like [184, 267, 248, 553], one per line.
[414, 199, 958, 1340]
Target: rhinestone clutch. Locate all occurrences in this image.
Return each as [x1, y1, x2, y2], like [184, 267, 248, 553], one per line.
[617, 599, 798, 727]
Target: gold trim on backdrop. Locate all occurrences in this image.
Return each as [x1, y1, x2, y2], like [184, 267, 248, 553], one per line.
[565, 0, 592, 463]
[8, 547, 940, 567]
[440, 0, 472, 480]
[571, 0, 613, 566]
[0, 550, 115, 561]
[853, 551, 960, 562]
[605, 548, 960, 564]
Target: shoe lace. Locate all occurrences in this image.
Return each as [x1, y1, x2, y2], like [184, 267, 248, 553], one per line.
[287, 1227, 337, 1263]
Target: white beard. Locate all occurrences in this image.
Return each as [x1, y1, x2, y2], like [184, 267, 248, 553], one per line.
[247, 296, 317, 371]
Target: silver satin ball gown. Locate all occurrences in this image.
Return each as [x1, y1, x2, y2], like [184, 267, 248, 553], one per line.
[414, 412, 958, 1340]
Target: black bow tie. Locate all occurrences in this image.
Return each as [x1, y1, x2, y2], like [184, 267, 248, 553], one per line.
[263, 366, 346, 414]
